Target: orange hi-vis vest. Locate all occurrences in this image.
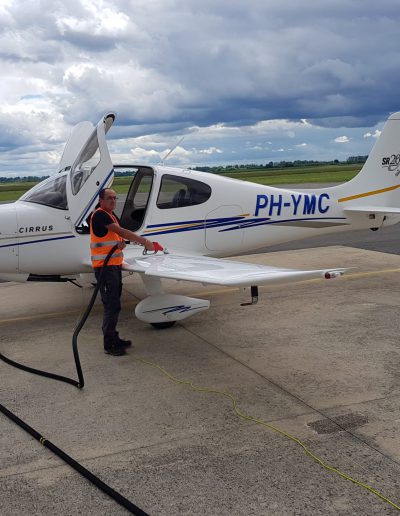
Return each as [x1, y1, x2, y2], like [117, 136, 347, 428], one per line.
[90, 208, 124, 268]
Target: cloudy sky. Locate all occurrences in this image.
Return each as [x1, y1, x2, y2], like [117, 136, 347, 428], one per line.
[0, 0, 399, 177]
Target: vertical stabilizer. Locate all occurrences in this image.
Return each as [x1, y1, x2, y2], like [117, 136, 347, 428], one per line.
[335, 112, 400, 209]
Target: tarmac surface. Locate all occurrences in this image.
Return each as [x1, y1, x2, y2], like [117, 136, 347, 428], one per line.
[2, 245, 400, 514]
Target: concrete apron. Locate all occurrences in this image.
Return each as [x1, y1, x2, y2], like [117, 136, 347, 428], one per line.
[1, 245, 400, 515]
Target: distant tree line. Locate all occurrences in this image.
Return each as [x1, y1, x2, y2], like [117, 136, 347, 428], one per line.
[0, 175, 49, 183]
[0, 169, 136, 183]
[0, 156, 368, 183]
[346, 155, 368, 164]
[113, 170, 137, 177]
[192, 156, 368, 173]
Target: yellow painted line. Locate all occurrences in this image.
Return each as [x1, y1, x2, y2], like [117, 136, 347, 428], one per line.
[338, 184, 400, 203]
[0, 309, 82, 325]
[1, 267, 400, 325]
[0, 300, 139, 326]
[340, 267, 400, 280]
[190, 287, 237, 297]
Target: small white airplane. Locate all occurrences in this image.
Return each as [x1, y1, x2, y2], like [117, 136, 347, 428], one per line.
[1, 112, 400, 328]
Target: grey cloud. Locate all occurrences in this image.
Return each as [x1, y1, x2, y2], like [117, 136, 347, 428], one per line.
[55, 30, 120, 52]
[115, 4, 399, 127]
[0, 0, 399, 175]
[3, 0, 400, 129]
[308, 115, 386, 129]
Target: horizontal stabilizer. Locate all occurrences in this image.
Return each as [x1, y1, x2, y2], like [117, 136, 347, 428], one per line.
[122, 252, 346, 288]
[343, 206, 400, 215]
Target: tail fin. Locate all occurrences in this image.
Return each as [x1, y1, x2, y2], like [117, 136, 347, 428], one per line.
[335, 111, 400, 211]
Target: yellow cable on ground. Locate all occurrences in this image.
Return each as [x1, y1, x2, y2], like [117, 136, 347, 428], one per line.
[135, 357, 400, 512]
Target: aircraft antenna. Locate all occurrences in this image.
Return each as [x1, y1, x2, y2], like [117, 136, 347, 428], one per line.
[160, 136, 185, 165]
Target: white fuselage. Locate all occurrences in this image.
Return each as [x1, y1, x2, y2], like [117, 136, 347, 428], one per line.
[0, 165, 396, 279]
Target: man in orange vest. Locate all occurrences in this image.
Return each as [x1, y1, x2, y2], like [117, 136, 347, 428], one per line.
[90, 188, 156, 356]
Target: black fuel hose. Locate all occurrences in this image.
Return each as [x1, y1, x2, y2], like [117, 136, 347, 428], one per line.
[0, 403, 148, 515]
[0, 244, 119, 388]
[0, 245, 150, 515]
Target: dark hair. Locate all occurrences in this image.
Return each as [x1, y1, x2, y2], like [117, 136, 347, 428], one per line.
[99, 188, 111, 200]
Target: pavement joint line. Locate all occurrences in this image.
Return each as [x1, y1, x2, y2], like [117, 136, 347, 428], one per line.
[316, 391, 400, 413]
[0, 407, 313, 480]
[179, 322, 400, 471]
[2, 266, 400, 325]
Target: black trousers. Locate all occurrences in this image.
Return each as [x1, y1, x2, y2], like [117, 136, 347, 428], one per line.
[94, 265, 122, 348]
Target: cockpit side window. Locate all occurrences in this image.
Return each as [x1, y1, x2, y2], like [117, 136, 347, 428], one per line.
[156, 175, 211, 209]
[20, 174, 68, 210]
[119, 168, 154, 232]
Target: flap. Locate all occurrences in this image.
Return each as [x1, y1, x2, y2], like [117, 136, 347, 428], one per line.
[122, 251, 346, 288]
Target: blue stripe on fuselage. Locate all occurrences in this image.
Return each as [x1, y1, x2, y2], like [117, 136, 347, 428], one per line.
[0, 234, 76, 249]
[143, 216, 346, 236]
[219, 217, 348, 231]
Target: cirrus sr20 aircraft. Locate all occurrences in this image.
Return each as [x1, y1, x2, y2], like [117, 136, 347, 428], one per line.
[1, 112, 400, 328]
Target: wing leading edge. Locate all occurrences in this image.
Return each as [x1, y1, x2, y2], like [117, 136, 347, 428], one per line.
[122, 252, 345, 287]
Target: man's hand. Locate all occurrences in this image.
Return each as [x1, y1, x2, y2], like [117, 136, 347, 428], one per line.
[144, 239, 155, 252]
[106, 223, 159, 253]
[118, 242, 126, 250]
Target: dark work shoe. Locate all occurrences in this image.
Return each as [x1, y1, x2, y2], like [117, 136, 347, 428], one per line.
[104, 345, 126, 356]
[116, 337, 132, 348]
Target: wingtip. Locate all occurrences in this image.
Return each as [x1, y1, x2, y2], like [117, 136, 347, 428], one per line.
[323, 268, 349, 279]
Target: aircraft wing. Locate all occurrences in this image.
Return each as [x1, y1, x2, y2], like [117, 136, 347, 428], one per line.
[122, 251, 345, 287]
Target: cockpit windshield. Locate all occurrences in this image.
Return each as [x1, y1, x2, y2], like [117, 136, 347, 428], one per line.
[20, 174, 68, 210]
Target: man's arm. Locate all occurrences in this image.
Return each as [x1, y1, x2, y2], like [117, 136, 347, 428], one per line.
[106, 223, 155, 251]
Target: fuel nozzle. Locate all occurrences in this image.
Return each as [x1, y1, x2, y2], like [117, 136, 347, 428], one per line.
[153, 242, 164, 253]
[142, 242, 169, 255]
